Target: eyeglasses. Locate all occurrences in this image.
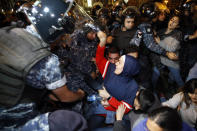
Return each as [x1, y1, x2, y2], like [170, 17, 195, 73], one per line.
[108, 57, 120, 61]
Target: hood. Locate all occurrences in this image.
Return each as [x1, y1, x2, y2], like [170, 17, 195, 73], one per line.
[121, 55, 140, 77]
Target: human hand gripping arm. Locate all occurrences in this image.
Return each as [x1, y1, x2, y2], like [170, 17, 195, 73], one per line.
[139, 24, 166, 55]
[139, 24, 178, 60]
[50, 85, 85, 102]
[166, 52, 178, 60]
[99, 87, 111, 107]
[155, 36, 160, 44]
[114, 104, 128, 131]
[99, 87, 132, 113]
[189, 30, 197, 40]
[98, 86, 111, 100]
[155, 35, 178, 60]
[159, 36, 180, 60]
[116, 104, 126, 121]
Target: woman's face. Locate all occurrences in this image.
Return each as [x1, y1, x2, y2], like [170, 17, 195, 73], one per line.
[114, 55, 125, 75]
[188, 89, 197, 104]
[168, 16, 179, 30]
[134, 91, 140, 110]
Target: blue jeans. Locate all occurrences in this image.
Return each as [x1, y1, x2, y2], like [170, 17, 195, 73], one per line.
[93, 126, 113, 131]
[152, 66, 161, 88]
[88, 115, 106, 130]
[152, 66, 184, 88]
[168, 66, 184, 87]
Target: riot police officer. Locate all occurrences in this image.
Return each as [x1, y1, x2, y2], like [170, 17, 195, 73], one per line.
[179, 0, 197, 80]
[0, 0, 85, 129]
[137, 2, 178, 60]
[109, 7, 138, 51]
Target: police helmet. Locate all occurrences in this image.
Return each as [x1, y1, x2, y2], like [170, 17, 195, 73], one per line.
[112, 5, 123, 17]
[92, 2, 103, 17]
[98, 8, 109, 18]
[82, 23, 100, 35]
[122, 6, 139, 22]
[181, 0, 193, 11]
[140, 2, 157, 18]
[179, 0, 196, 15]
[113, 1, 126, 9]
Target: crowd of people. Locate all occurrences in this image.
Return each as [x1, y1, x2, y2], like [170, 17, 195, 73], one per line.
[0, 0, 197, 131]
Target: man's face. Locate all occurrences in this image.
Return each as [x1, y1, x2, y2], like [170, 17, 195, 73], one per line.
[158, 12, 166, 22]
[99, 17, 108, 26]
[108, 53, 120, 64]
[87, 31, 96, 41]
[124, 18, 135, 30]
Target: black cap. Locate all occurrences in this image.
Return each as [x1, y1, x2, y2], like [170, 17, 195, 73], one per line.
[49, 110, 88, 131]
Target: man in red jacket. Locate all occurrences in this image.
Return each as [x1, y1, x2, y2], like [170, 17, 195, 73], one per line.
[96, 31, 140, 113]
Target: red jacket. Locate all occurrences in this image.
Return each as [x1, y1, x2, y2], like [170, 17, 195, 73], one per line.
[96, 45, 132, 113]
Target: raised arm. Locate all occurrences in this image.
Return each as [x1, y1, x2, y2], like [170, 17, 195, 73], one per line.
[96, 31, 108, 76]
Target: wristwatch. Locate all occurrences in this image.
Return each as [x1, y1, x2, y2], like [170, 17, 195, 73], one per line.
[107, 96, 112, 101]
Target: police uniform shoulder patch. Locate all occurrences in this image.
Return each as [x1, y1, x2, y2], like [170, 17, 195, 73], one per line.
[146, 27, 152, 34]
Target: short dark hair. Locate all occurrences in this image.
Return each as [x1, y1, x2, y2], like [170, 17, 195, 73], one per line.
[123, 45, 139, 54]
[148, 107, 182, 131]
[136, 89, 155, 113]
[107, 45, 120, 54]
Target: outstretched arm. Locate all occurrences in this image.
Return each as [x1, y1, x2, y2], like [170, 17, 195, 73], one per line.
[138, 24, 178, 60]
[50, 85, 85, 102]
